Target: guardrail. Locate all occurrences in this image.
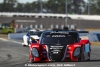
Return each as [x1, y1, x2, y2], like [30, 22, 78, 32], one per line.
[0, 12, 100, 20]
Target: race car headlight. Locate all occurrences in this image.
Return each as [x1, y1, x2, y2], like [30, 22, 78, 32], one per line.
[32, 48, 39, 57]
[73, 48, 80, 56]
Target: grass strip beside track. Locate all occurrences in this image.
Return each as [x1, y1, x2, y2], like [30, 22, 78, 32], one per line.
[0, 34, 8, 39]
[91, 42, 100, 46]
[85, 29, 100, 31]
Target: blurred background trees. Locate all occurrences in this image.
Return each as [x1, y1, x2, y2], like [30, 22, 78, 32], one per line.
[0, 0, 100, 15]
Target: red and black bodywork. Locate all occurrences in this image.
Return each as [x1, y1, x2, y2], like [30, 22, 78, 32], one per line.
[29, 30, 91, 63]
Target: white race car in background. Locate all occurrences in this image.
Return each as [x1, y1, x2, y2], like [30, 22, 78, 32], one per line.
[22, 29, 43, 46]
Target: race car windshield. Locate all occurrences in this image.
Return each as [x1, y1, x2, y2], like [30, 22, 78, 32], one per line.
[29, 31, 42, 36]
[41, 34, 78, 44]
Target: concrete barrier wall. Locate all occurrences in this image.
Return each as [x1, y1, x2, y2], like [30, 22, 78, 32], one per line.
[8, 33, 26, 39]
[0, 12, 100, 20]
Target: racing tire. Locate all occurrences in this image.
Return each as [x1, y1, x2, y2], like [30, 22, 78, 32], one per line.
[23, 45, 26, 47]
[30, 52, 34, 63]
[78, 45, 85, 61]
[87, 52, 90, 61]
[22, 43, 27, 47]
[30, 58, 34, 63]
[27, 40, 30, 46]
[87, 44, 91, 61]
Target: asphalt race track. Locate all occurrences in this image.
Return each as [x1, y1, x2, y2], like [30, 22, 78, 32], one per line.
[0, 39, 100, 67]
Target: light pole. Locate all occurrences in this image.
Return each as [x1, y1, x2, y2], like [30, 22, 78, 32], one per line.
[65, 0, 68, 27]
[88, 0, 90, 15]
[40, 0, 42, 13]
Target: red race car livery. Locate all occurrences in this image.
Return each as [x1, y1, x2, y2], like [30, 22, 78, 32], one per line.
[29, 30, 91, 63]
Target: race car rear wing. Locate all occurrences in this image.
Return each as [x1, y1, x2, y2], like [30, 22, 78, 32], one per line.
[78, 31, 89, 40]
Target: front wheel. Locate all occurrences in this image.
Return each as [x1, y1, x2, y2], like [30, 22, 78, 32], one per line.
[78, 45, 85, 61]
[87, 44, 91, 61]
[30, 58, 34, 63]
[22, 43, 27, 47]
[87, 52, 90, 61]
[29, 52, 34, 63]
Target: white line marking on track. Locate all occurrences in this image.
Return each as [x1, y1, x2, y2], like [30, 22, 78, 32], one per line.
[0, 38, 22, 44]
